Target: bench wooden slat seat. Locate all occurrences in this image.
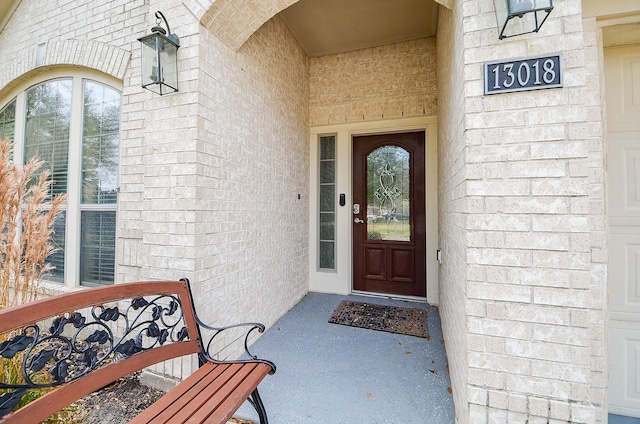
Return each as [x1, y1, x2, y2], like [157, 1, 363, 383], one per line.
[0, 279, 275, 424]
[132, 362, 272, 424]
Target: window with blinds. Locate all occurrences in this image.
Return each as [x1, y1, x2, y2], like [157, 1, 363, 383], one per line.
[80, 81, 119, 286]
[24, 80, 72, 278]
[1, 75, 121, 287]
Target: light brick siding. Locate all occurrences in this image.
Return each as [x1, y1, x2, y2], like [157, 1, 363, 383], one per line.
[196, 0, 299, 52]
[437, 1, 471, 423]
[192, 14, 309, 350]
[437, 0, 607, 422]
[0, 0, 140, 92]
[124, 10, 310, 375]
[309, 37, 437, 125]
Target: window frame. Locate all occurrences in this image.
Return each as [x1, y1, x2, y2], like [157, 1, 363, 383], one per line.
[0, 69, 122, 288]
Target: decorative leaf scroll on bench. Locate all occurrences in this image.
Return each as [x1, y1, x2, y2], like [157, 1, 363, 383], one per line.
[0, 279, 276, 424]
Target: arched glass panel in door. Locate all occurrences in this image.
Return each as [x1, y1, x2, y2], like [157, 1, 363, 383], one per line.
[366, 146, 410, 241]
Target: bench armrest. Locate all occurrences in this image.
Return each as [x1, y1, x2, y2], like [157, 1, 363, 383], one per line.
[193, 318, 276, 374]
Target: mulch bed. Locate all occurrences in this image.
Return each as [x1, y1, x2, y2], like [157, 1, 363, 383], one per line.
[74, 372, 253, 423]
[75, 372, 165, 424]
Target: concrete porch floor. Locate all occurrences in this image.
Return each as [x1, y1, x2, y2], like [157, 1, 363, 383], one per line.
[234, 292, 455, 423]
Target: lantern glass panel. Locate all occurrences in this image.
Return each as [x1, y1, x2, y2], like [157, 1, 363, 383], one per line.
[495, 0, 553, 39]
[139, 33, 179, 95]
[140, 35, 159, 88]
[158, 37, 178, 93]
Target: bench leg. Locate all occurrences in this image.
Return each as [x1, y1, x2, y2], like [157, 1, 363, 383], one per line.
[247, 388, 269, 424]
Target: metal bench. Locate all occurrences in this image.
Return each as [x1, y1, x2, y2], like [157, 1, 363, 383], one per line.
[0, 279, 275, 424]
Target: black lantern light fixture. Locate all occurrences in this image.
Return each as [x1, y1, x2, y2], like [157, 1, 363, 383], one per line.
[494, 0, 553, 40]
[138, 11, 180, 95]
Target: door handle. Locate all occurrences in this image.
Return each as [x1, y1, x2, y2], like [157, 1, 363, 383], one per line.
[354, 218, 365, 224]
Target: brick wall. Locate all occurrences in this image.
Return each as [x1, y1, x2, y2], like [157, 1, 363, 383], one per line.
[193, 14, 309, 343]
[308, 37, 437, 126]
[196, 0, 298, 52]
[455, 0, 607, 422]
[0, 0, 140, 96]
[437, 1, 471, 423]
[128, 10, 310, 377]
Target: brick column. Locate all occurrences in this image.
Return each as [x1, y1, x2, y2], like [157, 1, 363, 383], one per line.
[438, 0, 607, 422]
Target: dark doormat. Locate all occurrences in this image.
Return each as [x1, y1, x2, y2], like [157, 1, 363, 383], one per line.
[328, 300, 429, 339]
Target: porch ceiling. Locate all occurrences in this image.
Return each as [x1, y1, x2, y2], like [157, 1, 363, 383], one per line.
[280, 0, 439, 57]
[0, 0, 439, 57]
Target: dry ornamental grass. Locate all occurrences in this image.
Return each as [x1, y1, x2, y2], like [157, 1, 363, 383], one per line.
[0, 136, 68, 421]
[0, 136, 66, 308]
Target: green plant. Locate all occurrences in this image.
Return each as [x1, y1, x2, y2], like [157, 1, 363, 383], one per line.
[0, 136, 70, 420]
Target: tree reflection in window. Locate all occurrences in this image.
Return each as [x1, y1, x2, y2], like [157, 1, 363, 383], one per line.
[82, 81, 120, 205]
[16, 78, 121, 286]
[25, 79, 72, 198]
[24, 80, 72, 281]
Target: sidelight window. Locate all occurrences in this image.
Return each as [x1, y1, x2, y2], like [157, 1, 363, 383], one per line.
[319, 135, 336, 270]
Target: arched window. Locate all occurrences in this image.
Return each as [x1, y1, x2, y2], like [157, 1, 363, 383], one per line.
[0, 74, 121, 287]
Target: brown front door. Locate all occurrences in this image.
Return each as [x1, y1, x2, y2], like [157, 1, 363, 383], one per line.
[352, 132, 426, 297]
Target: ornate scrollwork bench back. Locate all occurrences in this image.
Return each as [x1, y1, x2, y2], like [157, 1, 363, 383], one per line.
[0, 279, 275, 424]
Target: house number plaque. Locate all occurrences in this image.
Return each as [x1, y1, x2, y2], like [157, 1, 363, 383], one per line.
[484, 54, 563, 95]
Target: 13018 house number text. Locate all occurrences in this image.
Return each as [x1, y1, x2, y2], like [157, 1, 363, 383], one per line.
[484, 54, 563, 95]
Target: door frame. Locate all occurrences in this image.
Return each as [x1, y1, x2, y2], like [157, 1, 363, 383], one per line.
[352, 131, 427, 297]
[308, 116, 438, 305]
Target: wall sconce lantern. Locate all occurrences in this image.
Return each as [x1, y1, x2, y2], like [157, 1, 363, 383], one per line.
[495, 0, 553, 40]
[138, 11, 180, 95]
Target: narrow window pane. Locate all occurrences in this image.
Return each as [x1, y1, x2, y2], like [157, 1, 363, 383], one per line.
[320, 160, 335, 184]
[82, 81, 121, 204]
[319, 135, 336, 270]
[46, 211, 66, 283]
[80, 81, 121, 286]
[320, 136, 335, 160]
[24, 81, 71, 283]
[80, 211, 116, 286]
[25, 80, 72, 197]
[319, 184, 335, 212]
[320, 212, 335, 241]
[319, 241, 335, 269]
[0, 100, 16, 144]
